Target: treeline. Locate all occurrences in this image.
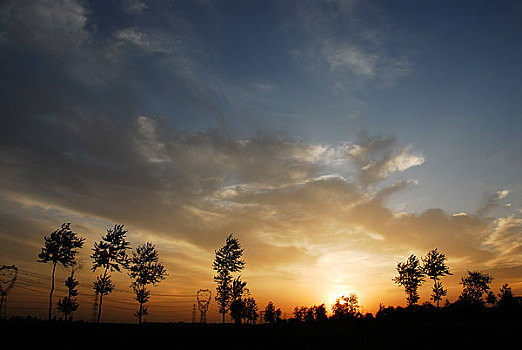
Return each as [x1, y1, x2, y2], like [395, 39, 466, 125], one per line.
[277, 248, 521, 326]
[5, 224, 522, 325]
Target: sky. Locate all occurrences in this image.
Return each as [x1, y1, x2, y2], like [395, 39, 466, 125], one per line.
[0, 0, 521, 323]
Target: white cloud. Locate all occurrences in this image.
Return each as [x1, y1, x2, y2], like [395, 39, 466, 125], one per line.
[119, 0, 148, 14]
[349, 132, 425, 185]
[497, 189, 511, 199]
[282, 0, 412, 88]
[381, 146, 425, 175]
[326, 44, 378, 76]
[484, 215, 522, 267]
[115, 27, 175, 53]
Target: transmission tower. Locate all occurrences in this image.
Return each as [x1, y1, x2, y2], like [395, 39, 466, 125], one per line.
[192, 304, 197, 323]
[197, 289, 211, 324]
[0, 265, 18, 320]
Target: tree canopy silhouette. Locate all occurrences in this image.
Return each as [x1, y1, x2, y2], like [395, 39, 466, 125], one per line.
[37, 223, 84, 320]
[393, 254, 425, 306]
[91, 224, 131, 323]
[497, 283, 516, 309]
[459, 270, 493, 306]
[422, 248, 452, 307]
[129, 242, 168, 324]
[264, 301, 282, 325]
[213, 234, 245, 323]
[332, 294, 360, 319]
[230, 276, 248, 324]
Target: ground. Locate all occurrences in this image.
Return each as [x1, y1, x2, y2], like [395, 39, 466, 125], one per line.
[2, 315, 520, 349]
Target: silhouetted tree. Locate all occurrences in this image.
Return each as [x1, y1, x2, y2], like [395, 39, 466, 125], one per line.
[486, 290, 497, 307]
[213, 234, 245, 323]
[243, 296, 259, 324]
[57, 259, 81, 321]
[458, 270, 493, 306]
[91, 224, 131, 323]
[304, 306, 315, 323]
[332, 294, 359, 319]
[129, 242, 168, 324]
[313, 304, 328, 322]
[393, 254, 425, 306]
[229, 276, 248, 324]
[291, 305, 328, 323]
[422, 248, 452, 307]
[292, 306, 306, 322]
[38, 223, 85, 320]
[264, 301, 282, 324]
[497, 283, 516, 309]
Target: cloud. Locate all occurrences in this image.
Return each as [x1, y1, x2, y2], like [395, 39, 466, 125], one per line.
[1, 110, 521, 313]
[114, 27, 176, 53]
[349, 130, 425, 186]
[484, 215, 522, 268]
[281, 0, 412, 88]
[117, 0, 148, 14]
[476, 189, 513, 217]
[326, 43, 379, 76]
[497, 189, 511, 200]
[0, 0, 90, 53]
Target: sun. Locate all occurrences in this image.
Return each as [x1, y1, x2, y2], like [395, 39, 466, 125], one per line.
[326, 288, 352, 310]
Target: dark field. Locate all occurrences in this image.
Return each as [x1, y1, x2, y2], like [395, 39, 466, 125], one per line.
[3, 315, 520, 349]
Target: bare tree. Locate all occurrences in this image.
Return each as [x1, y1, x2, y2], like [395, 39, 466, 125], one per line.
[38, 223, 84, 320]
[422, 248, 452, 307]
[213, 234, 245, 323]
[91, 224, 131, 323]
[393, 254, 425, 307]
[129, 242, 168, 324]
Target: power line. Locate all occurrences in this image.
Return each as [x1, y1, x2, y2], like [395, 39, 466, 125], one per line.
[7, 267, 215, 322]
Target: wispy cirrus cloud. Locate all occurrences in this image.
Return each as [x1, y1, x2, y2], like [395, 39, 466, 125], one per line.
[282, 0, 412, 88]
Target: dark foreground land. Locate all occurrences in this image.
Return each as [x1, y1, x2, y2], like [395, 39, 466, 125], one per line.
[2, 314, 521, 349]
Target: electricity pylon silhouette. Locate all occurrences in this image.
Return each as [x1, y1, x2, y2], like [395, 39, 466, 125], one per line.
[197, 289, 211, 324]
[0, 265, 17, 320]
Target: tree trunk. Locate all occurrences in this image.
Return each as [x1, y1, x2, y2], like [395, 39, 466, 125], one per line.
[97, 268, 109, 323]
[138, 301, 143, 325]
[97, 293, 103, 323]
[48, 262, 56, 320]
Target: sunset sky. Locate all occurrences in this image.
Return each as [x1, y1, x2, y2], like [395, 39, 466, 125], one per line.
[1, 0, 521, 323]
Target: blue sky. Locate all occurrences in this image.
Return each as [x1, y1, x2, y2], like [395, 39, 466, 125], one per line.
[0, 0, 521, 321]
